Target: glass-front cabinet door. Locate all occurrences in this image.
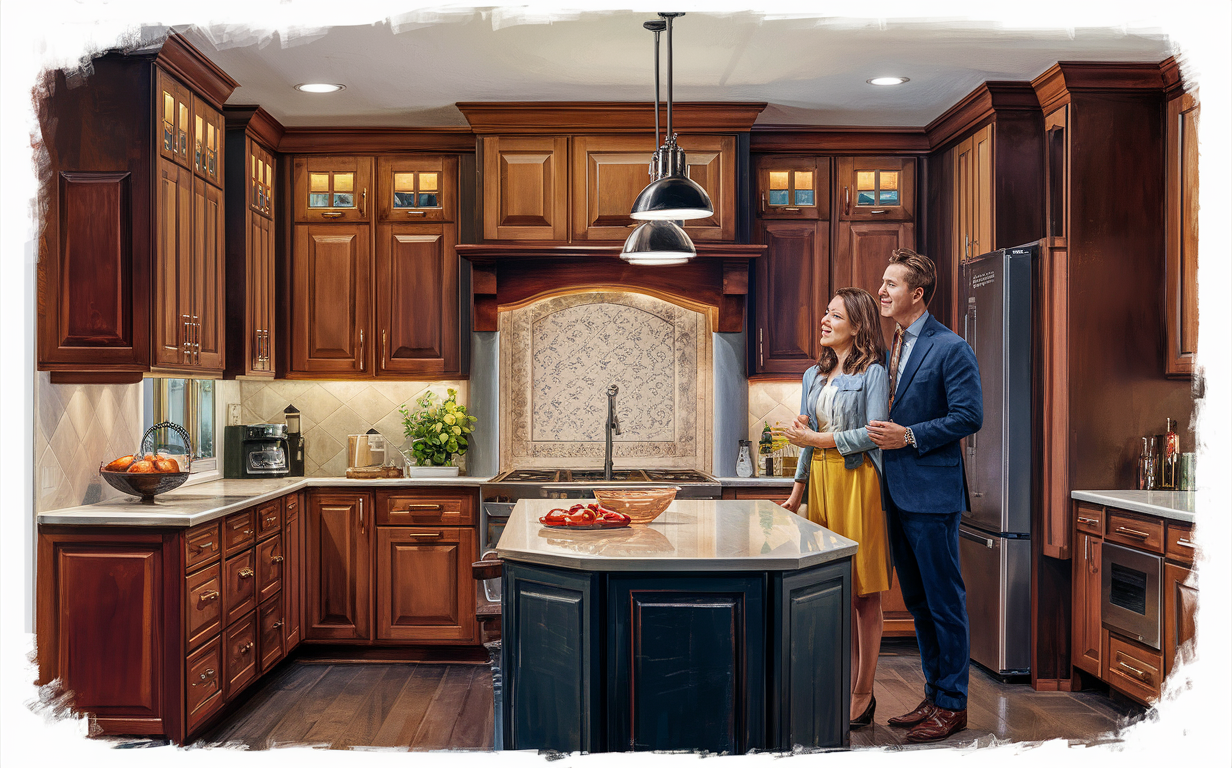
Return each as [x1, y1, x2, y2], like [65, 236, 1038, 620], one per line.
[755, 156, 829, 220]
[192, 94, 224, 188]
[836, 156, 915, 221]
[293, 156, 374, 223]
[376, 156, 456, 223]
[157, 70, 192, 169]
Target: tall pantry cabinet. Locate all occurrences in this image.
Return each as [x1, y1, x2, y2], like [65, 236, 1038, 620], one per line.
[36, 35, 237, 382]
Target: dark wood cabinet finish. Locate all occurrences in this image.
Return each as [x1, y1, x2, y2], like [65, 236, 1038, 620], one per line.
[224, 122, 278, 378]
[1164, 522, 1196, 566]
[375, 526, 477, 642]
[185, 637, 224, 733]
[223, 509, 256, 555]
[751, 220, 828, 376]
[607, 574, 766, 753]
[223, 549, 257, 626]
[376, 155, 457, 223]
[184, 521, 221, 571]
[1103, 509, 1164, 554]
[154, 158, 193, 367]
[186, 562, 224, 652]
[833, 220, 915, 346]
[283, 493, 304, 650]
[374, 222, 460, 376]
[223, 611, 258, 699]
[306, 492, 373, 641]
[482, 135, 569, 240]
[375, 488, 477, 527]
[1071, 529, 1102, 676]
[191, 176, 226, 370]
[835, 156, 915, 221]
[754, 155, 829, 220]
[293, 155, 373, 223]
[290, 224, 372, 376]
[256, 498, 283, 540]
[502, 564, 603, 753]
[1164, 92, 1198, 377]
[258, 596, 286, 673]
[1163, 561, 1196, 679]
[1106, 634, 1162, 702]
[256, 533, 284, 604]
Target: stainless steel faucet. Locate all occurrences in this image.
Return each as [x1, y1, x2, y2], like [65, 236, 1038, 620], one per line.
[604, 384, 621, 481]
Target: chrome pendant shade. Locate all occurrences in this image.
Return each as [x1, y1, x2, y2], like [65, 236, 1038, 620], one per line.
[622, 12, 708, 265]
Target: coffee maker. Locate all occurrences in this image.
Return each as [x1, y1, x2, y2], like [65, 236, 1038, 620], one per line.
[284, 405, 305, 477]
[223, 423, 289, 478]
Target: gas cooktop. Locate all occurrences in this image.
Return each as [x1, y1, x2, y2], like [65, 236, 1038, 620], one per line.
[490, 468, 717, 484]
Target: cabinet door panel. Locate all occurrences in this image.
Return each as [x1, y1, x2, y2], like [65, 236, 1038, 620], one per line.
[973, 124, 993, 256]
[1163, 562, 1196, 679]
[193, 177, 225, 370]
[376, 526, 476, 642]
[284, 494, 303, 650]
[306, 493, 372, 640]
[375, 223, 459, 375]
[753, 220, 827, 376]
[836, 156, 915, 221]
[155, 159, 189, 366]
[834, 220, 914, 347]
[679, 135, 737, 242]
[1165, 93, 1198, 377]
[755, 155, 828, 220]
[157, 70, 192, 168]
[377, 155, 456, 223]
[192, 94, 224, 188]
[1072, 531, 1102, 676]
[290, 224, 371, 375]
[483, 136, 568, 240]
[293, 156, 373, 223]
[247, 213, 274, 373]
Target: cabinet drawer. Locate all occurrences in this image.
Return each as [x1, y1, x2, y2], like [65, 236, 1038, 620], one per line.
[185, 522, 221, 571]
[185, 636, 224, 733]
[1104, 509, 1164, 553]
[1107, 634, 1162, 702]
[731, 488, 793, 504]
[1165, 523, 1196, 565]
[256, 532, 284, 604]
[259, 596, 285, 673]
[223, 550, 257, 626]
[224, 611, 258, 700]
[256, 499, 283, 540]
[223, 509, 256, 555]
[1074, 502, 1103, 536]
[284, 493, 300, 521]
[376, 489, 476, 526]
[186, 562, 223, 652]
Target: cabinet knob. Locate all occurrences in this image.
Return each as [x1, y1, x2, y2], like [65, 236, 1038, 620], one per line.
[265, 516, 278, 524]
[200, 590, 220, 602]
[191, 668, 217, 686]
[271, 555, 285, 563]
[240, 642, 254, 654]
[272, 621, 284, 629]
[238, 568, 255, 579]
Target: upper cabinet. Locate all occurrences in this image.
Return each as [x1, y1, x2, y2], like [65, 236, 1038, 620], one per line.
[836, 157, 915, 221]
[192, 95, 224, 188]
[1164, 90, 1198, 378]
[482, 135, 569, 240]
[952, 124, 993, 262]
[293, 156, 374, 223]
[377, 155, 457, 223]
[755, 156, 828, 220]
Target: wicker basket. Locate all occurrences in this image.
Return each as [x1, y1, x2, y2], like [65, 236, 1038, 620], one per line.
[592, 486, 679, 526]
[99, 422, 193, 504]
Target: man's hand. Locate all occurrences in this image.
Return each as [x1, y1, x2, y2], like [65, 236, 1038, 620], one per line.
[867, 420, 910, 450]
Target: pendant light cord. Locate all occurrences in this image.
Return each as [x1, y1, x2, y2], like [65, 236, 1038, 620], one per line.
[665, 14, 674, 147]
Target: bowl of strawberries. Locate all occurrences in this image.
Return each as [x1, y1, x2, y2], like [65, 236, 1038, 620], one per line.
[539, 502, 632, 530]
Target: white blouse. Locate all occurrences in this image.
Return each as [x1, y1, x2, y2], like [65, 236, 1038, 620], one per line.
[815, 378, 838, 433]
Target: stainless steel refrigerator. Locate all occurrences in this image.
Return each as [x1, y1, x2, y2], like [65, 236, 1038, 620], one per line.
[958, 244, 1034, 676]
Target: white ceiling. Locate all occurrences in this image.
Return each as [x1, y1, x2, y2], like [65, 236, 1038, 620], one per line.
[175, 12, 1175, 128]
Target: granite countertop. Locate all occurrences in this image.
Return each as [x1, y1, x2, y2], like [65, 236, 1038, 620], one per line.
[713, 476, 798, 487]
[37, 475, 492, 528]
[495, 498, 856, 572]
[1070, 490, 1196, 524]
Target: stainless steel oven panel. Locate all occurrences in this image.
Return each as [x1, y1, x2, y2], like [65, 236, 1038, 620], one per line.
[1101, 541, 1162, 650]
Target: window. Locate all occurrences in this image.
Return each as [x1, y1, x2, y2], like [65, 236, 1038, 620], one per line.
[308, 171, 355, 208]
[766, 169, 816, 209]
[144, 378, 216, 473]
[855, 169, 899, 207]
[392, 171, 441, 210]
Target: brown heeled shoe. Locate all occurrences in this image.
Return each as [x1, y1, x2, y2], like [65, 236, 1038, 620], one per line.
[850, 695, 876, 729]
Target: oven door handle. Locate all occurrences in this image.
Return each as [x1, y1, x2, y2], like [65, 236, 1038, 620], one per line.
[959, 528, 995, 549]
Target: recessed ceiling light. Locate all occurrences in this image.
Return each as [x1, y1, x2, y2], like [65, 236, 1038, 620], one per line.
[867, 77, 910, 86]
[294, 83, 345, 93]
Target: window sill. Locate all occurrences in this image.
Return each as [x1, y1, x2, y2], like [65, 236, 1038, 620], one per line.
[182, 469, 222, 488]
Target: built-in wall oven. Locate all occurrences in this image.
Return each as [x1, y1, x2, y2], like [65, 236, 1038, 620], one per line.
[1101, 541, 1163, 650]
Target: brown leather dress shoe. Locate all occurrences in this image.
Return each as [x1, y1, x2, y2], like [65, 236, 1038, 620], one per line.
[887, 698, 936, 728]
[905, 707, 967, 743]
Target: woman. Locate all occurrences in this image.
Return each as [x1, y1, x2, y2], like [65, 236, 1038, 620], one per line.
[779, 287, 891, 729]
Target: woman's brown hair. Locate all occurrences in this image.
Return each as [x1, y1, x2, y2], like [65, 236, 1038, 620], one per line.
[816, 287, 887, 376]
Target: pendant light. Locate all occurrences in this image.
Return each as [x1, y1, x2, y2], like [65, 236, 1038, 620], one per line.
[621, 15, 702, 266]
[629, 13, 712, 222]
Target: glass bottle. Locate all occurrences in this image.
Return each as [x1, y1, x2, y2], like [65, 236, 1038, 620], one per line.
[1139, 437, 1158, 491]
[1161, 418, 1179, 490]
[759, 422, 774, 477]
[735, 440, 754, 478]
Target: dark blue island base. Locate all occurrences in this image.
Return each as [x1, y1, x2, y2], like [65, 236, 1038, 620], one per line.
[501, 558, 852, 753]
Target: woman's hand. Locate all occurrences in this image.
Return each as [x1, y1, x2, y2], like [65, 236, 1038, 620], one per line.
[780, 416, 814, 448]
[781, 482, 805, 514]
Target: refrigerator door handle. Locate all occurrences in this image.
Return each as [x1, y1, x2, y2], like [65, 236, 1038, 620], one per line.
[964, 296, 978, 454]
[959, 528, 995, 548]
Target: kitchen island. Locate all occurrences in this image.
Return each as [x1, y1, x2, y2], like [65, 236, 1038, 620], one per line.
[495, 498, 857, 754]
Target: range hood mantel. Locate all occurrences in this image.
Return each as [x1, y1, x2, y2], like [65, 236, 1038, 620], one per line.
[458, 243, 764, 334]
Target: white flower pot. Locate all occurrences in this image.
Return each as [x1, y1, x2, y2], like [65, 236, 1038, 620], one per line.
[406, 465, 460, 478]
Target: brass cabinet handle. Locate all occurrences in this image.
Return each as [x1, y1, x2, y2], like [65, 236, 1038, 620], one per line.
[242, 529, 253, 536]
[360, 188, 367, 217]
[265, 516, 278, 525]
[238, 568, 255, 579]
[191, 541, 216, 552]
[1115, 653, 1151, 683]
[359, 497, 365, 535]
[382, 330, 388, 368]
[271, 555, 284, 563]
[1176, 538, 1195, 549]
[399, 504, 443, 511]
[1077, 515, 1099, 525]
[870, 209, 887, 214]
[407, 532, 443, 538]
[359, 330, 365, 371]
[182, 315, 191, 361]
[321, 210, 343, 218]
[199, 590, 220, 602]
[1114, 526, 1150, 540]
[191, 668, 217, 686]
[240, 642, 254, 654]
[844, 186, 851, 216]
[272, 620, 284, 629]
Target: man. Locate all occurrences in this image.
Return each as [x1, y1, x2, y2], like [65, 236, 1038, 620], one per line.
[866, 249, 983, 743]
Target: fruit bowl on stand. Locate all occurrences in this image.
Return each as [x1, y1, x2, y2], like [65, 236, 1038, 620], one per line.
[592, 486, 679, 526]
[100, 422, 193, 504]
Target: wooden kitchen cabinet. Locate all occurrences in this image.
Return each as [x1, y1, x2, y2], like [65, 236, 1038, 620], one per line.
[952, 124, 993, 262]
[293, 155, 373, 223]
[1072, 528, 1102, 676]
[836, 156, 915, 221]
[190, 176, 226, 370]
[375, 526, 477, 642]
[1163, 561, 1196, 679]
[1164, 91, 1199, 377]
[377, 155, 457, 223]
[834, 220, 915, 346]
[306, 491, 373, 641]
[283, 493, 304, 650]
[482, 135, 569, 240]
[289, 223, 372, 376]
[158, 69, 193, 169]
[154, 158, 193, 367]
[751, 220, 828, 376]
[755, 155, 828, 220]
[374, 222, 460, 376]
[192, 94, 224, 188]
[224, 111, 278, 378]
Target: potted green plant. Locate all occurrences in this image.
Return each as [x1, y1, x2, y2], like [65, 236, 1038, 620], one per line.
[399, 388, 476, 477]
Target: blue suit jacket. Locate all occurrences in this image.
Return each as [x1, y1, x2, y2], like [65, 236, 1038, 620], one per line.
[882, 314, 983, 514]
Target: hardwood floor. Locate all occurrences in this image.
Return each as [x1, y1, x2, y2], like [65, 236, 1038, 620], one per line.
[193, 640, 1145, 752]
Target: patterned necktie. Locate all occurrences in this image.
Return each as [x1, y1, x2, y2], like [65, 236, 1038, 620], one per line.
[887, 325, 905, 412]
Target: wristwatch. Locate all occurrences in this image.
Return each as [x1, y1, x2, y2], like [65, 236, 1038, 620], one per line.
[904, 427, 917, 448]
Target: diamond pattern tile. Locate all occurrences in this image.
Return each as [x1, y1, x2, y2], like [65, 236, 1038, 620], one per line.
[748, 381, 803, 443]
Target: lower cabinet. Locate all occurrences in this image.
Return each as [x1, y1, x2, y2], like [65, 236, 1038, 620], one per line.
[376, 526, 477, 642]
[1163, 562, 1197, 679]
[306, 491, 373, 640]
[1072, 530, 1102, 676]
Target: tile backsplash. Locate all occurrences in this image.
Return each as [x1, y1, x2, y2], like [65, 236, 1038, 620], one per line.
[748, 381, 804, 444]
[239, 380, 468, 476]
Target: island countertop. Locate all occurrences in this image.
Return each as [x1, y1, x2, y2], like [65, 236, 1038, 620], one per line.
[495, 498, 857, 572]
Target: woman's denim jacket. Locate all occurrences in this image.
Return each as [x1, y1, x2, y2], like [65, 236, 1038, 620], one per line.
[793, 362, 890, 484]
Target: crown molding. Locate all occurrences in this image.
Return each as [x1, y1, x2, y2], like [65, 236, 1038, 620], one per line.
[276, 127, 476, 154]
[1032, 61, 1165, 112]
[925, 82, 1040, 150]
[457, 101, 766, 134]
[154, 33, 238, 108]
[750, 125, 929, 154]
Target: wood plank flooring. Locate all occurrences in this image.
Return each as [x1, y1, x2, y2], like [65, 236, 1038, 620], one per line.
[197, 640, 1145, 752]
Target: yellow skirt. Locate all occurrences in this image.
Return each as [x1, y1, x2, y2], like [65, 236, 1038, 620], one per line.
[807, 449, 892, 597]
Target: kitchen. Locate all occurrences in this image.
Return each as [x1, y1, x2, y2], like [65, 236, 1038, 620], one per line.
[5, 3, 1228, 764]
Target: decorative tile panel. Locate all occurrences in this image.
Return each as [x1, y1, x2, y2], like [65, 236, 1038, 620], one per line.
[748, 380, 804, 444]
[500, 292, 711, 470]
